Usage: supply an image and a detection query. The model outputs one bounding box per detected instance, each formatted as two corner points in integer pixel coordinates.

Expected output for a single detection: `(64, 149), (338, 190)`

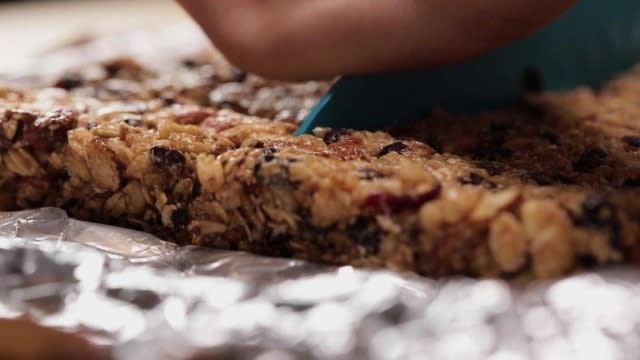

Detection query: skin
(178, 0), (578, 81)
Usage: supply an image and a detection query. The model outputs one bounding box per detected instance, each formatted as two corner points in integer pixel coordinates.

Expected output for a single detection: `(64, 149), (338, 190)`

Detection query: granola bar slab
(1, 58), (640, 279)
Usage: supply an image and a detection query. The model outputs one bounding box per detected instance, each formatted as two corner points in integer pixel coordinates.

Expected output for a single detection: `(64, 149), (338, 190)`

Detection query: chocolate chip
(459, 173), (485, 186)
(623, 179), (640, 187)
(362, 184), (441, 213)
(521, 67), (544, 93)
(573, 147), (608, 172)
(538, 131), (560, 145)
(377, 142), (409, 157)
(254, 141), (265, 149)
(322, 129), (351, 145)
(149, 146), (186, 172)
(53, 73), (84, 90)
(622, 135), (640, 148)
(348, 216), (382, 254)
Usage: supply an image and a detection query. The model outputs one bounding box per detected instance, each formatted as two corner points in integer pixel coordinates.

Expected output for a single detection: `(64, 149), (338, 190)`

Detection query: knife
(297, 0), (640, 135)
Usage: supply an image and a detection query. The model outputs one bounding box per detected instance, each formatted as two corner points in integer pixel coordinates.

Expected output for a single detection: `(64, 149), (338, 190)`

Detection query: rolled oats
(0, 57), (639, 279)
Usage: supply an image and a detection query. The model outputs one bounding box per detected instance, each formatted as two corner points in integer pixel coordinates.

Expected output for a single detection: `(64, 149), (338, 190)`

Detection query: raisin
(322, 129), (351, 145)
(261, 147), (278, 162)
(476, 161), (504, 176)
(230, 69), (248, 82)
(623, 179), (640, 187)
(578, 254), (598, 269)
(573, 147), (608, 172)
(149, 146), (186, 172)
(489, 122), (510, 132)
(459, 172), (485, 186)
(538, 130), (560, 145)
(377, 141), (409, 157)
(362, 184), (441, 213)
(23, 109), (77, 152)
(622, 135), (640, 148)
(53, 73), (84, 90)
(253, 155), (295, 188)
(263, 233), (293, 257)
(162, 95), (176, 107)
(577, 196), (621, 249)
(104, 62), (123, 77)
(521, 67), (544, 93)
(181, 59), (199, 68)
(0, 110), (34, 148)
(170, 206), (190, 228)
(347, 217), (382, 254)
(529, 172), (554, 186)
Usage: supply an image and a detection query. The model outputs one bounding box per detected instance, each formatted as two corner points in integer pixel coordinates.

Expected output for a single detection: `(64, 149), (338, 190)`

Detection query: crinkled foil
(1, 208), (639, 360)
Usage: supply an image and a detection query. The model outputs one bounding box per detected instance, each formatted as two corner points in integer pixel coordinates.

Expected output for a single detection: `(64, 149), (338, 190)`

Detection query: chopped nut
(521, 200), (573, 278)
(470, 189), (520, 222)
(489, 213), (528, 272)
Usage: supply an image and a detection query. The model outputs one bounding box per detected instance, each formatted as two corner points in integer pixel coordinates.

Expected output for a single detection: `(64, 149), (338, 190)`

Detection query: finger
(178, 0), (577, 80)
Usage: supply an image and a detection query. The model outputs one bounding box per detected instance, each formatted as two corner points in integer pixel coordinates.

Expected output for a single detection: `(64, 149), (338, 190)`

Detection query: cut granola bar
(1, 58), (640, 279)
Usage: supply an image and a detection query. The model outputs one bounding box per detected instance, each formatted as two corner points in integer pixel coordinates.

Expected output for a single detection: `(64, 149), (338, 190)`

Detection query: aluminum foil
(0, 208), (639, 360)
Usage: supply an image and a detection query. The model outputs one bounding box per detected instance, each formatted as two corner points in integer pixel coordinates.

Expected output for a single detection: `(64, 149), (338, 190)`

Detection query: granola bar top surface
(1, 58), (640, 279)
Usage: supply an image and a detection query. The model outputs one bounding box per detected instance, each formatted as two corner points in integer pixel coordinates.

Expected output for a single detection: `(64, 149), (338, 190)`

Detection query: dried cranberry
(329, 139), (367, 160)
(23, 109), (77, 152)
(377, 142), (408, 157)
(176, 110), (213, 125)
(149, 146), (186, 172)
(362, 184), (441, 213)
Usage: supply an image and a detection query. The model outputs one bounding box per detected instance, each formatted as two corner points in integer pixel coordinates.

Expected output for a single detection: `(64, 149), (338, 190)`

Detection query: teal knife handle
(297, 0), (640, 135)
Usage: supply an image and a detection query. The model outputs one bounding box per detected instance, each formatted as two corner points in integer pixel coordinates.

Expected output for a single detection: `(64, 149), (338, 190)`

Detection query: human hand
(178, 0), (577, 81)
